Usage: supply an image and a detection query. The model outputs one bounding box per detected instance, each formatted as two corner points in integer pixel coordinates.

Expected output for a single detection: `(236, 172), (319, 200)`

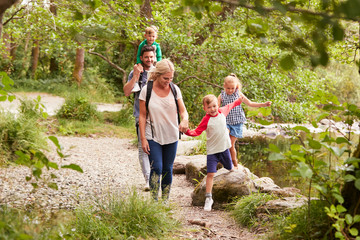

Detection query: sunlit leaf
(349, 228), (359, 237)
(62, 164), (84, 173)
(336, 204), (346, 213)
(298, 162), (313, 178)
(48, 162), (59, 170)
(345, 157), (360, 164)
(280, 54), (295, 70)
(316, 112), (330, 122)
(8, 95), (15, 102)
(269, 143), (281, 153)
(345, 214), (353, 225)
(308, 139), (321, 149)
(291, 144), (301, 151)
(49, 136), (61, 150)
(344, 174), (356, 182)
(335, 137), (350, 145)
(329, 146), (346, 157)
(355, 179), (360, 191)
(293, 126), (310, 133)
(354, 215), (360, 223)
(48, 182), (58, 190)
(258, 118), (273, 125)
(269, 152), (286, 160)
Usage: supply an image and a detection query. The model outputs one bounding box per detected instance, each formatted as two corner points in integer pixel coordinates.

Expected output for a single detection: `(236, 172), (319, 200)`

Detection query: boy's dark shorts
(207, 149), (233, 173)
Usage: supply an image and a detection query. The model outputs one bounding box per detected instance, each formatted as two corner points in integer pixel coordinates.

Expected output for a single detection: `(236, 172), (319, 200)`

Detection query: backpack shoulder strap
(145, 80), (153, 113)
(169, 82), (179, 115)
(170, 82), (182, 139)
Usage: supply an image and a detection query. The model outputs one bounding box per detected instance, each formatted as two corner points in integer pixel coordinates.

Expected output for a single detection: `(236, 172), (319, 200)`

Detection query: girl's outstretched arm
(219, 98), (243, 117)
(240, 92), (271, 107)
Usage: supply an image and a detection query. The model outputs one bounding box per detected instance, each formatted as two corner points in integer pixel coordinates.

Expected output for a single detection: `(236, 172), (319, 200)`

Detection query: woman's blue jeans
(148, 140), (178, 201)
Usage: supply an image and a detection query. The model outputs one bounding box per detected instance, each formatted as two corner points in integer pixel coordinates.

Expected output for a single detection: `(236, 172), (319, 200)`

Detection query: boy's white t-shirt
(139, 83), (182, 145)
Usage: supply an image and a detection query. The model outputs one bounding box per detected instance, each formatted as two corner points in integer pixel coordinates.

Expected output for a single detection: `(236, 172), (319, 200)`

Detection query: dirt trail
(0, 92), (260, 239)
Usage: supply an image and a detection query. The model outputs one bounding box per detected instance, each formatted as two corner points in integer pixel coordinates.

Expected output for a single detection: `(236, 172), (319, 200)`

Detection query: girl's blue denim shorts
(227, 123), (244, 138)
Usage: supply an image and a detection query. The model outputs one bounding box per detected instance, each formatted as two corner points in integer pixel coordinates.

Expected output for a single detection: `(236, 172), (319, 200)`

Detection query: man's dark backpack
(145, 81), (181, 139)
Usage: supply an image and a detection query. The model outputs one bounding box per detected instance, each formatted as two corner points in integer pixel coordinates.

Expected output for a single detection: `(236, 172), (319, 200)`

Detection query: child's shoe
(204, 197), (213, 211)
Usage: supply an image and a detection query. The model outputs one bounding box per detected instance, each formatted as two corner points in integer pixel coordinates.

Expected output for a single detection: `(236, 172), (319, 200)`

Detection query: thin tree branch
(88, 50), (127, 84)
(176, 76), (222, 89)
(3, 5), (26, 26)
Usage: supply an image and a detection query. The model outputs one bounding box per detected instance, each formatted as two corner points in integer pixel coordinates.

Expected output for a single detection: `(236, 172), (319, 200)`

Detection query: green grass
(12, 77), (121, 104)
(268, 200), (331, 240)
(72, 190), (180, 239)
(0, 190), (181, 240)
(229, 193), (277, 228)
(53, 117), (136, 138)
(0, 205), (75, 240)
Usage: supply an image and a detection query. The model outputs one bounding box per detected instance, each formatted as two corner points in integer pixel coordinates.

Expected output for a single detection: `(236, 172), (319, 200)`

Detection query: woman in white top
(139, 59), (189, 201)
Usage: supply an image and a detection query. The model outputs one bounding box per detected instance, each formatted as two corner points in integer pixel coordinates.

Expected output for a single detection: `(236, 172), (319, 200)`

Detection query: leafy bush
(229, 193), (277, 227)
(57, 95), (99, 121)
(103, 103), (135, 128)
(316, 62), (360, 106)
(71, 190), (180, 239)
(269, 200), (331, 240)
(0, 101), (48, 164)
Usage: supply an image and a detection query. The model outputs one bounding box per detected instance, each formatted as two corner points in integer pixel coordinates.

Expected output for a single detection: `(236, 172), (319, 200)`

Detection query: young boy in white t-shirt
(185, 94), (243, 211)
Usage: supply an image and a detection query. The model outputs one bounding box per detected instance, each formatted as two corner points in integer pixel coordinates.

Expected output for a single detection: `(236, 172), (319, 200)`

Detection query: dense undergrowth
(0, 99), (48, 165)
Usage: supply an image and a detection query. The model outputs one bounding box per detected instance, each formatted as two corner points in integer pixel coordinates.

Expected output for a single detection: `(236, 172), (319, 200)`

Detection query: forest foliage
(1, 1), (360, 239)
(0, 0), (359, 124)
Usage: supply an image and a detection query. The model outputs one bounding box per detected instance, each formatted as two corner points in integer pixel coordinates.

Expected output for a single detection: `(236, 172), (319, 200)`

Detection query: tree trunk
(49, 0), (58, 74)
(140, 0), (154, 22)
(73, 47), (85, 86)
(49, 0), (56, 16)
(0, 0), (20, 39)
(30, 40), (40, 78)
(0, 12), (3, 40)
(342, 136), (360, 228)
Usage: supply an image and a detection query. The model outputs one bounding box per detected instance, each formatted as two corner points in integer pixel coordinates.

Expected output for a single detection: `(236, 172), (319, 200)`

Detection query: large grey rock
(176, 140), (201, 156)
(192, 168), (257, 208)
(254, 176), (302, 197)
(185, 157), (207, 184)
(173, 155), (206, 175)
(256, 196), (307, 214)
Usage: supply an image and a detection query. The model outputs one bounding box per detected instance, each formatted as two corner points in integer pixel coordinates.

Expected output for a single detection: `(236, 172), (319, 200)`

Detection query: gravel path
(0, 136), (259, 239)
(0, 92), (261, 239)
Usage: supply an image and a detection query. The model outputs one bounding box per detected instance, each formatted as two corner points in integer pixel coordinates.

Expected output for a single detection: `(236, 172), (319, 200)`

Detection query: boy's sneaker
(204, 197), (213, 211)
